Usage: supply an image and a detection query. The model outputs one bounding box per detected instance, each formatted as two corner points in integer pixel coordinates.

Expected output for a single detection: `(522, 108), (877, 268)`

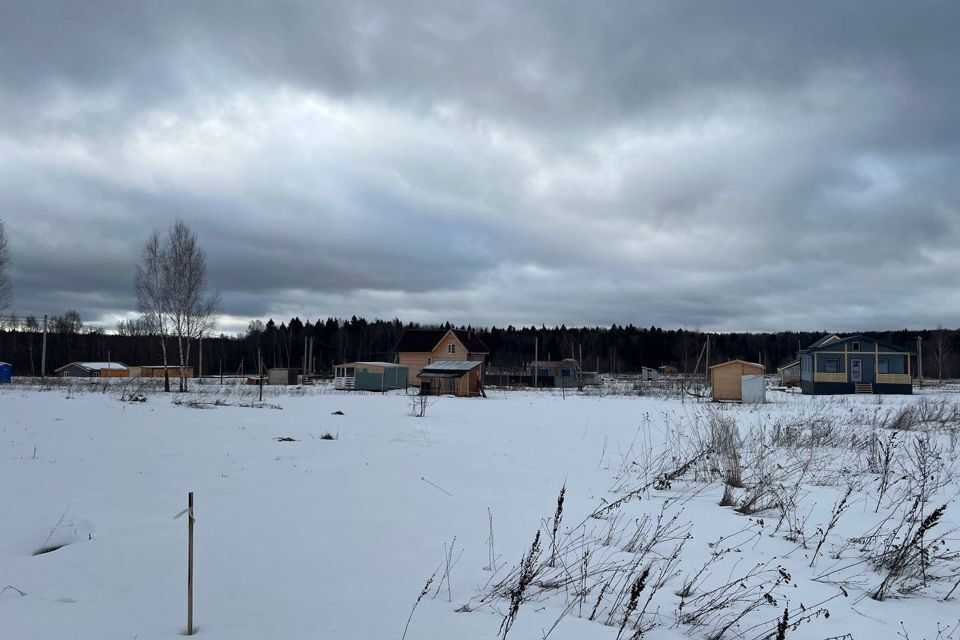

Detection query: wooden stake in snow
(175, 492), (195, 635)
(188, 491), (194, 635)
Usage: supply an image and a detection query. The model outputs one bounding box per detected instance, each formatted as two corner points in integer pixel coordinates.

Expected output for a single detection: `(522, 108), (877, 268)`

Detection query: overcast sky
(1, 1), (958, 334)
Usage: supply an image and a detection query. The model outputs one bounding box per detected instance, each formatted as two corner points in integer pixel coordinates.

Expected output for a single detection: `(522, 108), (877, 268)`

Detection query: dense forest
(1, 313), (957, 380)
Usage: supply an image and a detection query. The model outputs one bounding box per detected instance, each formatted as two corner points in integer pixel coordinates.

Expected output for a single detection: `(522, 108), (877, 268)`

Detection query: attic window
(851, 341), (860, 352)
(447, 343), (456, 354)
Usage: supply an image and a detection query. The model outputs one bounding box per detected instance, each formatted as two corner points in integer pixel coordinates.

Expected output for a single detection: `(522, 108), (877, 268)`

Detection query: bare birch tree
(930, 326), (952, 383)
(0, 218), (12, 316)
(135, 230), (174, 391)
(164, 221), (220, 392)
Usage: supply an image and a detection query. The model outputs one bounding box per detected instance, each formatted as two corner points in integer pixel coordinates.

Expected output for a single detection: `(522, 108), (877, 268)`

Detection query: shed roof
(808, 334), (842, 348)
(338, 361), (405, 368)
(56, 361), (128, 372)
(394, 329), (488, 353)
(531, 358), (579, 368)
(139, 365), (191, 369)
(419, 360), (484, 373)
(709, 359), (765, 371)
(777, 360), (800, 372)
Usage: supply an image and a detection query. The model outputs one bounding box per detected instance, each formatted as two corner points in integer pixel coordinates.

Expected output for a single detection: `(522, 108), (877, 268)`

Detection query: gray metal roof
(56, 361), (129, 372)
(420, 360), (484, 372)
(809, 334), (842, 348)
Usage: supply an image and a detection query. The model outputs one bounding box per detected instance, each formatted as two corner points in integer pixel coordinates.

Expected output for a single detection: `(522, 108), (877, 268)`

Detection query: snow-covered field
(2, 382), (958, 639)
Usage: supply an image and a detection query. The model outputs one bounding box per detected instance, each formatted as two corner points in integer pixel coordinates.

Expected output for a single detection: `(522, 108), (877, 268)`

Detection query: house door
(850, 358), (863, 383)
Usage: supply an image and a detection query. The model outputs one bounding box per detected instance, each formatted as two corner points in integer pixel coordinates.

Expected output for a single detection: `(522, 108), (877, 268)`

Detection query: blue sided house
(798, 335), (913, 395)
(0, 362), (11, 384)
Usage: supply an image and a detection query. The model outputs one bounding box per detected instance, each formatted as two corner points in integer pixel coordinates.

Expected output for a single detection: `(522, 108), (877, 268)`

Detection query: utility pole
(41, 314), (48, 380)
(917, 336), (923, 389)
(258, 347), (263, 402)
(703, 333), (710, 383)
(534, 336), (538, 389)
(577, 342), (583, 391)
(198, 335), (203, 383)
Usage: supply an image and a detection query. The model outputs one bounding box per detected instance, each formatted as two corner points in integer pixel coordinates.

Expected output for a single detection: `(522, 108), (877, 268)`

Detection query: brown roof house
(394, 329), (489, 386)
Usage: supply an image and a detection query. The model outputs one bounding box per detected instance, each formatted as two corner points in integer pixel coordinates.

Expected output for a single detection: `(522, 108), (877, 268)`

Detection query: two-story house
(394, 328), (489, 386)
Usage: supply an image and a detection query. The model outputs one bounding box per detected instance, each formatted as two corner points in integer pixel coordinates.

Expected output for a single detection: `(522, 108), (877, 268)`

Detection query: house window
(825, 358), (839, 373)
(561, 369), (572, 377)
(447, 343), (456, 354)
(851, 342), (860, 352)
(427, 357), (432, 365)
(345, 367), (355, 377)
(878, 358), (889, 374)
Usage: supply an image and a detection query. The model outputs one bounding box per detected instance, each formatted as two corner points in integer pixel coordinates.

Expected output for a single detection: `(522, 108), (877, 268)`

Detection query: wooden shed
(417, 360), (485, 397)
(267, 368), (300, 385)
(135, 365), (194, 379)
(710, 360), (766, 402)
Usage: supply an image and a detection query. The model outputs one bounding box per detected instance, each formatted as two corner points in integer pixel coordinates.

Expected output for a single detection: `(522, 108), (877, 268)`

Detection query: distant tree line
(1, 314), (957, 381)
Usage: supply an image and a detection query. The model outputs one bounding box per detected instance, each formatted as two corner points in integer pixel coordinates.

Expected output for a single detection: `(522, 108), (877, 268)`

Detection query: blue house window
(825, 358), (839, 373)
(878, 359), (889, 374)
(560, 369), (572, 377)
(851, 342), (861, 352)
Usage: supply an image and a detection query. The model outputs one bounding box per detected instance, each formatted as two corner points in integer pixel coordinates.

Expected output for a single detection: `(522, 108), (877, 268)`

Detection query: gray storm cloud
(1, 1), (958, 333)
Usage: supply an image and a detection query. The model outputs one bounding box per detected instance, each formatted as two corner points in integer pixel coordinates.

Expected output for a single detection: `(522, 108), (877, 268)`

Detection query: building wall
(809, 344), (911, 387)
(397, 353), (429, 375)
(355, 367), (385, 391)
(267, 369), (299, 385)
(711, 362), (765, 401)
(137, 367), (194, 378)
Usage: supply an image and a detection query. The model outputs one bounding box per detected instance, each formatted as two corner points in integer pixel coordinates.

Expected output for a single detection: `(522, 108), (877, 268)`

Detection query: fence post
(188, 491), (194, 635)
